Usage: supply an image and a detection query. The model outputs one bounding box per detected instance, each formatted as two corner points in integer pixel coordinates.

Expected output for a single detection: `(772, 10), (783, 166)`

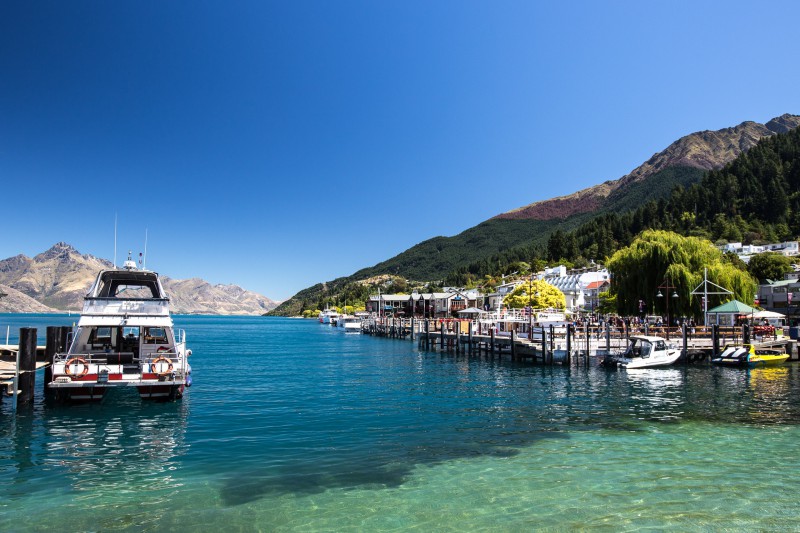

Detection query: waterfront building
(757, 279), (800, 321)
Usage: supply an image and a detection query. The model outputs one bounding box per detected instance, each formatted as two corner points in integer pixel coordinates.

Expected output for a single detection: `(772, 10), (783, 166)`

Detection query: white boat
(336, 315), (362, 332)
(319, 307), (340, 325)
(602, 335), (681, 369)
(47, 254), (192, 402)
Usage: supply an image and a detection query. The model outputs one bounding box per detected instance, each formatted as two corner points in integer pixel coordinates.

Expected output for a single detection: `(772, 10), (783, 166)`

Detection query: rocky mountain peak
(496, 113), (800, 221)
(34, 242), (80, 262)
(766, 113), (800, 134)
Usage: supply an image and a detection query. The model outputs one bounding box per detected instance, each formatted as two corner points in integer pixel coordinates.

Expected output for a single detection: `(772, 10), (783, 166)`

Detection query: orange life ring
(64, 357), (89, 378)
(150, 356), (174, 376)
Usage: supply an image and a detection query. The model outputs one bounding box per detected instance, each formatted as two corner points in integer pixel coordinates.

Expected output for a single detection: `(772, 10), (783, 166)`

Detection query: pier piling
(17, 328), (37, 407)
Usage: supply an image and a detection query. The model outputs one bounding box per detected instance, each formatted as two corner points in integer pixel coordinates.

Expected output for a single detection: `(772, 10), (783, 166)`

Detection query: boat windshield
(627, 339), (652, 358)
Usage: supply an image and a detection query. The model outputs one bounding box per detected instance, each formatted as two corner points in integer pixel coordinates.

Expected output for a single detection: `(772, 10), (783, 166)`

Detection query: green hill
(270, 116), (799, 317)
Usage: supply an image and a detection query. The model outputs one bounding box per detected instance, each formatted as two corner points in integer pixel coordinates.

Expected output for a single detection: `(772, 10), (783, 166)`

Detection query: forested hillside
(448, 126), (800, 287)
(270, 117), (799, 317)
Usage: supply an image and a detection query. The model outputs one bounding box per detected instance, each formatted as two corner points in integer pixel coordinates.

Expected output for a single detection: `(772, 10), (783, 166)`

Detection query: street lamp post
(656, 279), (679, 339)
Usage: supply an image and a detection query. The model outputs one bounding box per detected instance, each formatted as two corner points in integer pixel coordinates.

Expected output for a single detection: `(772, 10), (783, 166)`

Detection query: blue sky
(1, 1), (798, 301)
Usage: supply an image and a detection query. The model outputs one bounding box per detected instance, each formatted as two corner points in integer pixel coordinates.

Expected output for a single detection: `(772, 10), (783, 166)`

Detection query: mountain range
(270, 113), (800, 316)
(0, 242), (279, 315)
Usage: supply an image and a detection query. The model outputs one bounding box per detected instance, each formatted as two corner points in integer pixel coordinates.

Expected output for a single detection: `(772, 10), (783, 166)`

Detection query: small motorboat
(712, 344), (789, 368)
(601, 335), (681, 369)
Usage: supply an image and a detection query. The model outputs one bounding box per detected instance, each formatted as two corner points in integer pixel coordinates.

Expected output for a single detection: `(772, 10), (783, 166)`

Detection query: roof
(585, 280), (608, 290)
(457, 307), (485, 315)
(707, 300), (756, 314)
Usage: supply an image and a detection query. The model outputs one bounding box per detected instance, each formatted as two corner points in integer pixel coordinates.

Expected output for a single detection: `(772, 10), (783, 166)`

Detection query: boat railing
(53, 352), (137, 364)
(82, 298), (170, 316)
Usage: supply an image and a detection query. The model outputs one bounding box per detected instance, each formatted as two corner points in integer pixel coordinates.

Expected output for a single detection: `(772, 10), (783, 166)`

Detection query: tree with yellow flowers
(503, 279), (566, 310)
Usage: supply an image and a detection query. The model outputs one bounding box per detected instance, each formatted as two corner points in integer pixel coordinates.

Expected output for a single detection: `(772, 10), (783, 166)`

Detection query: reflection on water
(1, 389), (190, 507)
(4, 315), (800, 530)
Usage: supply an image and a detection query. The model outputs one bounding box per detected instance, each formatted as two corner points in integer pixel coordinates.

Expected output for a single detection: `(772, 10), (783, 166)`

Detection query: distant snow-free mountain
(0, 242), (279, 315)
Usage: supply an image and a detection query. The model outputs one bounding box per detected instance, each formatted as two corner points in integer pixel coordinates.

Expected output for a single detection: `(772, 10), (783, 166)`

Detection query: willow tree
(606, 229), (756, 319)
(503, 279), (566, 310)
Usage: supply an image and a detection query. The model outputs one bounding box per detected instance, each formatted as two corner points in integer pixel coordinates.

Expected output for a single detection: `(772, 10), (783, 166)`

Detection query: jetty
(361, 317), (799, 365)
(1, 326), (70, 410)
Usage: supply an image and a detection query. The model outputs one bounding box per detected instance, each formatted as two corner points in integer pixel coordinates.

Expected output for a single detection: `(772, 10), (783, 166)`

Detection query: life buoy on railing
(64, 357), (89, 378)
(150, 356), (174, 376)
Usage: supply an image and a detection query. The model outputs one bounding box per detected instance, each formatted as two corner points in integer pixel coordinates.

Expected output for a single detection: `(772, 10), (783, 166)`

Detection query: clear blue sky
(1, 1), (798, 301)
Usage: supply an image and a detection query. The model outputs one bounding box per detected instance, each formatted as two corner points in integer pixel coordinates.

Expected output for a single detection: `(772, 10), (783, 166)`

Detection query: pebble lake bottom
(2, 315), (800, 531)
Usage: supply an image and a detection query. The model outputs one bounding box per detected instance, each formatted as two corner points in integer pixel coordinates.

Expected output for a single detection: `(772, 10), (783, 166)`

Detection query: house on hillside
(539, 265), (610, 311)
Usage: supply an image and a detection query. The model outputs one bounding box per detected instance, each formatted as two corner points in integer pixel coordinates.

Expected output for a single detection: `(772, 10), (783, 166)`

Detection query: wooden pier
(1, 326), (70, 409)
(362, 318), (799, 366)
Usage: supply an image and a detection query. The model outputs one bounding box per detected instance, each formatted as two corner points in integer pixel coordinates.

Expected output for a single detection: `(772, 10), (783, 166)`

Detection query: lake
(2, 314), (800, 531)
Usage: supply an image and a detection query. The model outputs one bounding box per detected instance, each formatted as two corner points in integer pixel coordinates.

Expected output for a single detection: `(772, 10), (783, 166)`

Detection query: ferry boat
(601, 335), (681, 369)
(711, 344), (789, 368)
(319, 306), (340, 325)
(47, 254), (192, 402)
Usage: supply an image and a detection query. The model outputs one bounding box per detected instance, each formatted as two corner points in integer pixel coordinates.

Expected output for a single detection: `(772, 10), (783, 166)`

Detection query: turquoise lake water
(2, 314), (800, 531)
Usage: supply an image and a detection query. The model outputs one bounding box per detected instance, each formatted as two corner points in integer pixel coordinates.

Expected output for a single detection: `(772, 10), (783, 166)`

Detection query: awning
(752, 310), (785, 319)
(457, 307), (485, 315)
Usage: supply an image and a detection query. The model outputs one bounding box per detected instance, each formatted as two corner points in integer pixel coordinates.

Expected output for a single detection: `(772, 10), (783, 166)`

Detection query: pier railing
(359, 316), (790, 365)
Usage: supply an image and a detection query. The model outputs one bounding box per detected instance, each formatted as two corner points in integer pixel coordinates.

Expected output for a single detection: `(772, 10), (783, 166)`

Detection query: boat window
(123, 327), (140, 340)
(654, 341), (666, 351)
(640, 342), (652, 357)
(143, 327), (168, 344)
(90, 327), (112, 344)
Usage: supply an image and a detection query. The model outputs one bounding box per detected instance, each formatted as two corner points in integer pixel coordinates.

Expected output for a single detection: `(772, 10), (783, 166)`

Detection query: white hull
(337, 316), (362, 332)
(603, 335), (681, 369)
(617, 350), (681, 368)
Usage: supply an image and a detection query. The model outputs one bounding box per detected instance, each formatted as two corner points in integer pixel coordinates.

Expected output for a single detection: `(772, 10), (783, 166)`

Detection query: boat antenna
(143, 228), (148, 270)
(113, 213), (118, 267)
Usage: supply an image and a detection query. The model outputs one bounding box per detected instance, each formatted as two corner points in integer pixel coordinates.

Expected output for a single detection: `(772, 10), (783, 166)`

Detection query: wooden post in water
(410, 316), (415, 341)
(511, 329), (516, 361)
(424, 320), (430, 349)
(584, 323), (590, 362)
(682, 323), (688, 364)
(456, 324), (461, 354)
(743, 324), (750, 345)
(44, 326), (59, 399)
(565, 324), (572, 366)
(59, 326), (70, 355)
(490, 327), (496, 357)
(468, 321), (474, 355)
(18, 327), (37, 407)
(549, 325), (555, 364)
(712, 324), (720, 357)
(541, 326), (548, 364)
(440, 321), (445, 350)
